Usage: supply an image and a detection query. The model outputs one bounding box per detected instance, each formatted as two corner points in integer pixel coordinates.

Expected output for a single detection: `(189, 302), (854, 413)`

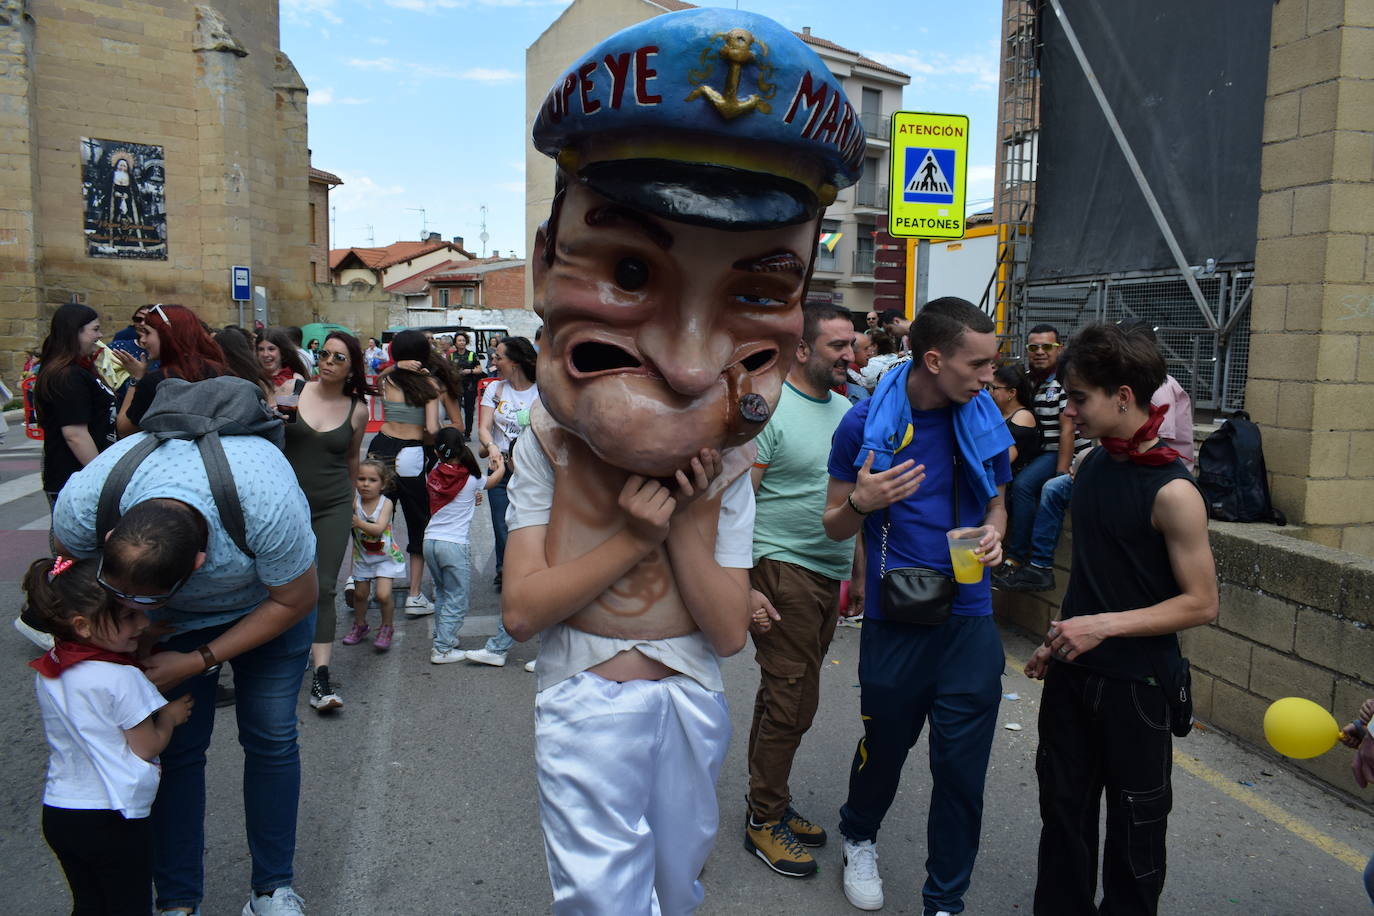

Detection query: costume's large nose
(638, 314), (737, 398)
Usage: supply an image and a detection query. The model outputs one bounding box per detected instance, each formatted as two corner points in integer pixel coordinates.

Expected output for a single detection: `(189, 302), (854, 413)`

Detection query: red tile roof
(308, 167), (343, 185)
(383, 259), (470, 294)
(330, 240), (476, 274)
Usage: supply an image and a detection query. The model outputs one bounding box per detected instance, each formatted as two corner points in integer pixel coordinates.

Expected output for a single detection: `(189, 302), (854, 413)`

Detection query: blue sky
(282, 0), (1001, 256)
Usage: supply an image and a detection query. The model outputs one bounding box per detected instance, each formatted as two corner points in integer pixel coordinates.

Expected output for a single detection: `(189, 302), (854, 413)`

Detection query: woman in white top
(469, 336), (539, 665)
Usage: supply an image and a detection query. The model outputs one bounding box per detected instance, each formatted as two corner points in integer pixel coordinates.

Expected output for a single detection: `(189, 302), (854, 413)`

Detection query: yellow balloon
(1263, 697), (1341, 759)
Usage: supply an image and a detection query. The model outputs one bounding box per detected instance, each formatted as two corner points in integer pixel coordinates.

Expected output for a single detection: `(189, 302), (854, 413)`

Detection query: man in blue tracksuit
(823, 297), (1011, 915)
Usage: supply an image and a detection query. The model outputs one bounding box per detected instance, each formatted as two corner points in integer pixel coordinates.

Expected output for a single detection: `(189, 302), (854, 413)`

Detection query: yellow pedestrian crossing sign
(888, 111), (969, 239)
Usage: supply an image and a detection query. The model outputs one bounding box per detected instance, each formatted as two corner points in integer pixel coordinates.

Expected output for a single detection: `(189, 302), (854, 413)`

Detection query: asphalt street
(0, 428), (1370, 915)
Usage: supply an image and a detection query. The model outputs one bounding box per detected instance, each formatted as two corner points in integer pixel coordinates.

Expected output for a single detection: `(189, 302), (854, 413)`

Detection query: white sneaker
(466, 648), (507, 667)
(342, 577), (355, 606)
(403, 594), (434, 617)
(14, 616), (54, 651)
(842, 838), (883, 910)
(242, 886), (305, 915)
(431, 648), (467, 664)
(524, 659), (537, 673)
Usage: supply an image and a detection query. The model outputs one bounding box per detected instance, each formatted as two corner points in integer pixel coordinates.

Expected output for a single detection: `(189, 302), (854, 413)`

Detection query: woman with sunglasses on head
(113, 304), (226, 438)
(281, 332), (372, 713)
(988, 363), (1042, 474)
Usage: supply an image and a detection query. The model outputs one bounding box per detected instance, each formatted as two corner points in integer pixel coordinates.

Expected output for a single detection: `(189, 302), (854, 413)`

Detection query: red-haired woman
(113, 304), (227, 437)
(281, 331), (372, 713)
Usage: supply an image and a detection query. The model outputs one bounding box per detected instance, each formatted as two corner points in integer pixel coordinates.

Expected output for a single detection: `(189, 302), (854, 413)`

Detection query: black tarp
(1028, 0), (1273, 281)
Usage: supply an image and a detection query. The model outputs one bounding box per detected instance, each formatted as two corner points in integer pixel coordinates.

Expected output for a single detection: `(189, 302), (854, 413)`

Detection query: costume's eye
(614, 257), (649, 291)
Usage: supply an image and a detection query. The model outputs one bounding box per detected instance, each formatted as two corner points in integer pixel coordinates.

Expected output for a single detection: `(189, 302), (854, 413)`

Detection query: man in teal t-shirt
(744, 303), (858, 878)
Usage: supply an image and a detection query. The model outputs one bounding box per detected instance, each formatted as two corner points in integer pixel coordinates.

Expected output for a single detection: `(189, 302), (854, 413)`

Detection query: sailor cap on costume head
(532, 8), (865, 230)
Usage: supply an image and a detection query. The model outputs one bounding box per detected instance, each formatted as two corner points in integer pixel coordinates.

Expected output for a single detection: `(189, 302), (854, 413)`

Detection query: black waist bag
(876, 452), (961, 626)
(1149, 647), (1194, 738)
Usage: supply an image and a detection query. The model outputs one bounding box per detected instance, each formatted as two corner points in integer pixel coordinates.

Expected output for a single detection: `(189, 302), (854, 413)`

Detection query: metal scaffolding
(990, 0), (1040, 338)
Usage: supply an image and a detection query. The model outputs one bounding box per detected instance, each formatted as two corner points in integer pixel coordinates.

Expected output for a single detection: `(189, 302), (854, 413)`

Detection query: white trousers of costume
(535, 672), (731, 916)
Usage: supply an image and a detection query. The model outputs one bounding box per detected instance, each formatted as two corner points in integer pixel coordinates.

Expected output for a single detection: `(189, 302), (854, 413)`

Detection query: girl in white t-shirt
(344, 459), (408, 651)
(23, 554), (193, 915)
(425, 427), (505, 664)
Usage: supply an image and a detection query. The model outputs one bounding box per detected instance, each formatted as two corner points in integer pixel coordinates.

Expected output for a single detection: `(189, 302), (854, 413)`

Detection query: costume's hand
(845, 580), (865, 618)
(143, 651), (202, 691)
(1045, 616), (1106, 663)
(1354, 738), (1374, 789)
(162, 694), (195, 727)
(748, 589), (781, 635)
(619, 475), (675, 545)
(671, 449), (722, 514)
(113, 349), (146, 379)
(851, 450), (924, 514)
(1025, 644), (1053, 679)
(977, 526), (1003, 567)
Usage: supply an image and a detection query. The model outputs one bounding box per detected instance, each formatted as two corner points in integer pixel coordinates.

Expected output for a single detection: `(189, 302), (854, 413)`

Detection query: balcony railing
(815, 252), (840, 272)
(860, 111), (889, 141)
(854, 183), (889, 209)
(852, 250), (876, 276)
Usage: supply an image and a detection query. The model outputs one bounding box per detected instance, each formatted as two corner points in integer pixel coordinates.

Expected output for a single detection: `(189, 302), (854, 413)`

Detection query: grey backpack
(96, 376), (285, 558)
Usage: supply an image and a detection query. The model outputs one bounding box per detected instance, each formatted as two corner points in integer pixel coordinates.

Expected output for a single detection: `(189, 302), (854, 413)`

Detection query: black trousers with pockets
(43, 805), (153, 916)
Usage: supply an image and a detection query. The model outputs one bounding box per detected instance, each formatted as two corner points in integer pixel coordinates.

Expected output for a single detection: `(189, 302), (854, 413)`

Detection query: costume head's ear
(531, 222), (550, 320)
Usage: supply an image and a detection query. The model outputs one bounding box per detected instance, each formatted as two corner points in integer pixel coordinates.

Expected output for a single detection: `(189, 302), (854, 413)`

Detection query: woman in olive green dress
(282, 331), (371, 713)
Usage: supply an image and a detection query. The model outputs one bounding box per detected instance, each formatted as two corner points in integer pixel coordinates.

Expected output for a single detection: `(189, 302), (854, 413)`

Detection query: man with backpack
(52, 376), (318, 916)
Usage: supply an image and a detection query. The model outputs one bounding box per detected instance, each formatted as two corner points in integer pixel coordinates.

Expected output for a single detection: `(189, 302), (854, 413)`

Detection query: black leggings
(367, 432), (430, 557)
(42, 805), (153, 915)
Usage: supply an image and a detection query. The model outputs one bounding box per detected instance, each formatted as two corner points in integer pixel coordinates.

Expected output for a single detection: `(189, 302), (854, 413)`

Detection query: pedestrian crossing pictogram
(902, 148), (956, 204)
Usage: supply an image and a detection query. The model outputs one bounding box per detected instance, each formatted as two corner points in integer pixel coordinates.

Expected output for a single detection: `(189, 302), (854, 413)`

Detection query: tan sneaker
(744, 817), (818, 877)
(784, 804), (827, 847)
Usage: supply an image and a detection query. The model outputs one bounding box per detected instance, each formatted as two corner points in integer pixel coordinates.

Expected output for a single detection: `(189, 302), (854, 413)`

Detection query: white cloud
(330, 173), (408, 216)
(347, 57), (401, 71)
(347, 57), (518, 84)
(367, 37), (390, 45)
(311, 87), (370, 106)
(494, 181), (526, 194)
(282, 0), (342, 25)
(863, 41), (999, 93)
(457, 67), (520, 83)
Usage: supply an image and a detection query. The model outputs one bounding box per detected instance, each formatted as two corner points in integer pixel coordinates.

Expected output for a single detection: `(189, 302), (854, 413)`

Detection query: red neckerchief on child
(271, 367), (295, 388)
(1100, 403), (1181, 467)
(427, 462), (470, 515)
(30, 640), (142, 679)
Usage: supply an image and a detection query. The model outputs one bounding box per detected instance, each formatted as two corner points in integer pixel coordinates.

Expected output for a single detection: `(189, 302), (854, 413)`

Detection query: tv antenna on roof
(407, 207), (428, 239)
(479, 204), (490, 257)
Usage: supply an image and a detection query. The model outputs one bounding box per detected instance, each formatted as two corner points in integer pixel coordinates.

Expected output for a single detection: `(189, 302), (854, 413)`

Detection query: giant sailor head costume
(531, 8), (863, 477)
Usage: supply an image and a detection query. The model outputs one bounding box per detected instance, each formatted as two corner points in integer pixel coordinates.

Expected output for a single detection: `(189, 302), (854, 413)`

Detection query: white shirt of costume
(506, 431), (755, 694)
(481, 381), (540, 453)
(36, 661), (167, 819)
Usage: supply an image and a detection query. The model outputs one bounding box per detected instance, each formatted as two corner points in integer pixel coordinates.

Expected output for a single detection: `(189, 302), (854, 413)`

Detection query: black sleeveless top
(1005, 409), (1041, 475)
(1059, 447), (1198, 681)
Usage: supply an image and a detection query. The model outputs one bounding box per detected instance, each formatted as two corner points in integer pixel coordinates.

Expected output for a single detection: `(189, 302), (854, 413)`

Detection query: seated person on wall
(499, 8), (867, 913)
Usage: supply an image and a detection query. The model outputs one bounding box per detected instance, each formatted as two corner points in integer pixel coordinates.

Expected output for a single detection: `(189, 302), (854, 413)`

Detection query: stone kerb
(992, 519), (1374, 799)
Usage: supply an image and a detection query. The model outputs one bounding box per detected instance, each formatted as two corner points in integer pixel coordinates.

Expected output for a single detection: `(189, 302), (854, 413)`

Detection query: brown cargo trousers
(746, 556), (842, 824)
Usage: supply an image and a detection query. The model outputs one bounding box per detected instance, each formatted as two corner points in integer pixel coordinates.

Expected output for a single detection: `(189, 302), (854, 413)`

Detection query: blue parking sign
(231, 266), (251, 301)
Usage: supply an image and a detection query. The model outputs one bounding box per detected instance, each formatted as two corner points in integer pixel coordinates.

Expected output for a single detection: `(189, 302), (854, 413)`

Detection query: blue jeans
(1007, 451), (1061, 563)
(1029, 474), (1073, 568)
(840, 615), (1004, 915)
(425, 538), (470, 653)
(151, 613), (314, 910)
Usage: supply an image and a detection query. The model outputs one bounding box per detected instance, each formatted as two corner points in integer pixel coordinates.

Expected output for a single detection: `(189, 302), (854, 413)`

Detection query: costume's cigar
(738, 393), (770, 423)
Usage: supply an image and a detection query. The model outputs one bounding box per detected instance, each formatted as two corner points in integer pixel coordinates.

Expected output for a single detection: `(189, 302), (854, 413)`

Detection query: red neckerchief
(30, 640), (142, 678)
(1101, 403), (1181, 466)
(271, 367), (295, 388)
(427, 462), (470, 515)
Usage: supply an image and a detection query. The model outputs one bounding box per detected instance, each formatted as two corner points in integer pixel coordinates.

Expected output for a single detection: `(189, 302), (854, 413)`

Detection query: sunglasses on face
(96, 554), (192, 607)
(985, 384), (1013, 392)
(1025, 343), (1062, 353)
(320, 350), (349, 365)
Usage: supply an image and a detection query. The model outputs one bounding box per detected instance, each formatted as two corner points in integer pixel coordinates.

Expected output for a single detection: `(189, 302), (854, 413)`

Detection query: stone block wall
(1248, 0), (1374, 556)
(994, 519), (1374, 800)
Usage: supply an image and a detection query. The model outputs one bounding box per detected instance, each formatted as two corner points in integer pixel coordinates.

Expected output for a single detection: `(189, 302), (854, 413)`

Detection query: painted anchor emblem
(685, 28), (777, 120)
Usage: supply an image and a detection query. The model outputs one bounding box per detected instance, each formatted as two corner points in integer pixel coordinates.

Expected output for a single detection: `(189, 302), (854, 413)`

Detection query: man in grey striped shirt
(1000, 324), (1088, 581)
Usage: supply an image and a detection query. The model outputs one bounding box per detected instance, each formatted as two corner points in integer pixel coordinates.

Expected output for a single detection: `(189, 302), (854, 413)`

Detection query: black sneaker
(999, 564), (1055, 592)
(310, 665), (343, 712)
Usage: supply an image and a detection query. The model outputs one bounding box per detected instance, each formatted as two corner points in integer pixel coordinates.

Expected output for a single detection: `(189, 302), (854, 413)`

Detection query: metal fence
(1010, 267), (1253, 412)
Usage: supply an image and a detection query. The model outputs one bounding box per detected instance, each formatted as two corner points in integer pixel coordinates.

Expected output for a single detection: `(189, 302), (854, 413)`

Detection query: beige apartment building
(523, 0), (909, 319)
